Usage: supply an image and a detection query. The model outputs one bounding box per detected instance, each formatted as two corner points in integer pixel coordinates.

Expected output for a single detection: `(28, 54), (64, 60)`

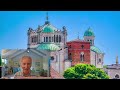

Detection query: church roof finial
(116, 56), (119, 64)
(45, 12), (50, 24)
(46, 12), (48, 21)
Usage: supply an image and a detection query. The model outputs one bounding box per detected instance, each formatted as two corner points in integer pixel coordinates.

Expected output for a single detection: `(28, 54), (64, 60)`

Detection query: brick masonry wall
(67, 41), (90, 66)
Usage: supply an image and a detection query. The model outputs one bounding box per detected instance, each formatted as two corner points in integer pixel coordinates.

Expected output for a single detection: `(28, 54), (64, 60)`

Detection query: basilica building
(27, 15), (71, 75)
(1, 13), (105, 78)
(27, 14), (104, 76)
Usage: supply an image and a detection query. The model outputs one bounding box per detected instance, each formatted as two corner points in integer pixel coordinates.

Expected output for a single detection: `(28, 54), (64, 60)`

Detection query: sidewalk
(3, 74), (14, 79)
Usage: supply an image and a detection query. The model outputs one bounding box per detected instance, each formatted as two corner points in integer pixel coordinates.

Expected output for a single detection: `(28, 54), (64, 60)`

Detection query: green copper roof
(90, 46), (102, 53)
(84, 27), (95, 37)
(42, 25), (55, 33)
(37, 43), (60, 51)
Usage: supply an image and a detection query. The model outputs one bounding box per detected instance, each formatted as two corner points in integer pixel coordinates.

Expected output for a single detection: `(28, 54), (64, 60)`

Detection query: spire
(116, 56), (119, 64)
(45, 12), (50, 25)
(46, 12), (48, 21)
(88, 26), (91, 30)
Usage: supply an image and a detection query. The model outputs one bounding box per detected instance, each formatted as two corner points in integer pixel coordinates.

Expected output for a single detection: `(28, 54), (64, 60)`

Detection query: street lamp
(48, 56), (54, 77)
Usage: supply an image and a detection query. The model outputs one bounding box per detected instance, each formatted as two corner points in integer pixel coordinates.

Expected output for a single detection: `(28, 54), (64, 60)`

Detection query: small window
(90, 40), (92, 45)
(80, 52), (84, 62)
(52, 37), (53, 42)
(69, 53), (72, 60)
(34, 37), (35, 42)
(81, 45), (84, 49)
(69, 45), (71, 48)
(83, 55), (84, 61)
(51, 56), (54, 60)
(49, 37), (51, 42)
(56, 35), (58, 42)
(54, 35), (55, 42)
(98, 59), (101, 63)
(31, 37), (34, 43)
(59, 35), (61, 42)
(80, 54), (83, 61)
(44, 37), (45, 42)
(46, 37), (48, 42)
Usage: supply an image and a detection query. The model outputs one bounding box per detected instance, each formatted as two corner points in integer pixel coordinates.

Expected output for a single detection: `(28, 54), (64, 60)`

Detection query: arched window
(59, 35), (61, 42)
(83, 54), (84, 61)
(81, 45), (84, 49)
(90, 40), (92, 45)
(54, 35), (55, 42)
(44, 37), (45, 42)
(56, 35), (58, 42)
(80, 54), (83, 61)
(34, 36), (36, 42)
(51, 56), (54, 61)
(69, 45), (71, 48)
(98, 58), (101, 63)
(52, 37), (53, 42)
(46, 37), (48, 42)
(49, 37), (51, 42)
(69, 53), (72, 60)
(80, 52), (84, 62)
(33, 37), (35, 43)
(31, 37), (34, 43)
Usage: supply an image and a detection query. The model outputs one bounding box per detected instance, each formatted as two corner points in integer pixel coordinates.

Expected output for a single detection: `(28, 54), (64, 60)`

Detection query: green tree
(103, 65), (107, 68)
(63, 64), (109, 79)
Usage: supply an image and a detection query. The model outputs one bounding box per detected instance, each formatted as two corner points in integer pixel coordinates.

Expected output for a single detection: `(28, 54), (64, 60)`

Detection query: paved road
(2, 74), (14, 79)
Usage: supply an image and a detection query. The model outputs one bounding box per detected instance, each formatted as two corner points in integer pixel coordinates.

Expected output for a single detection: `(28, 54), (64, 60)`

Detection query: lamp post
(48, 56), (54, 77)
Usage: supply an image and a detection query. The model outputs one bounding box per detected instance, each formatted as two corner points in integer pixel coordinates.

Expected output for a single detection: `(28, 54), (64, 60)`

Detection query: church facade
(84, 28), (104, 68)
(27, 17), (71, 75)
(27, 15), (104, 75)
(66, 27), (104, 68)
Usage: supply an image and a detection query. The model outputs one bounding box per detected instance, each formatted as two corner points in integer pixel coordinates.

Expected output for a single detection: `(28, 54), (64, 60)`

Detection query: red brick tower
(67, 38), (90, 66)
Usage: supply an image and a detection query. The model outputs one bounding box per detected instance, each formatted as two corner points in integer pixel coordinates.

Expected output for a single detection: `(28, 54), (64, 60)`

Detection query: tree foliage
(63, 64), (109, 79)
(103, 65), (107, 68)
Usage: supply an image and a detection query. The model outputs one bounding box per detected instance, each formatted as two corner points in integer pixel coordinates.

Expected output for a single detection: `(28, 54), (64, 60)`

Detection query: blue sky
(0, 11), (120, 65)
